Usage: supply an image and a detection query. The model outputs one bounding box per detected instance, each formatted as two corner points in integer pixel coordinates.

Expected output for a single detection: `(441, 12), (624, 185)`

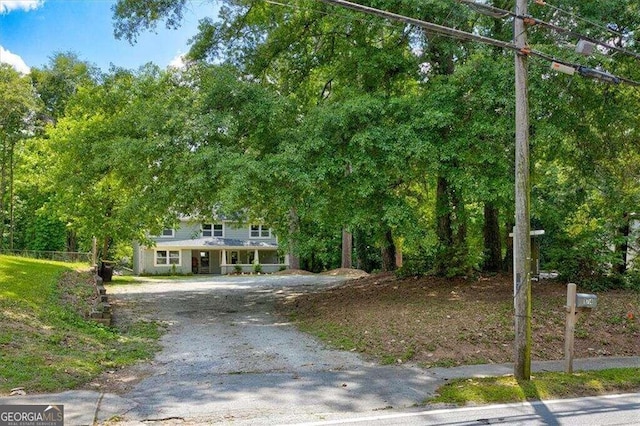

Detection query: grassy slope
(0, 255), (161, 394)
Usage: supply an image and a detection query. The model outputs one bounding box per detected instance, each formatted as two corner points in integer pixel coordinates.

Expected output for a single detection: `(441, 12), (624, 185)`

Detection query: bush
(396, 252), (435, 278)
(253, 263), (263, 274)
(545, 231), (627, 291)
(622, 271), (640, 291)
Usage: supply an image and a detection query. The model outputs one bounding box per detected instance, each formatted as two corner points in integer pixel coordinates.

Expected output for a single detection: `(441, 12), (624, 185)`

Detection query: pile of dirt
(321, 268), (370, 278)
(279, 273), (640, 367)
(274, 268), (315, 275)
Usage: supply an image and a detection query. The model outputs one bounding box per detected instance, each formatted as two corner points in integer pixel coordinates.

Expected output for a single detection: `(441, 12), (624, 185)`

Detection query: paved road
(2, 275), (638, 425)
(293, 393), (640, 425)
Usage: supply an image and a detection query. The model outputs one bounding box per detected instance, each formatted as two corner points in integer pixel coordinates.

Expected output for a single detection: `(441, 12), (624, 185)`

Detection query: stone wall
(89, 274), (112, 326)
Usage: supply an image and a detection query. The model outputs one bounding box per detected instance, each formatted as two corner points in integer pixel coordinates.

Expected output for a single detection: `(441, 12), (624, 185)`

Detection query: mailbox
(576, 293), (597, 309)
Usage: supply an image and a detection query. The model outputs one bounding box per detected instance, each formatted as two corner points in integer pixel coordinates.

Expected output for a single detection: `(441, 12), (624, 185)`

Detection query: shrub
(396, 250), (437, 278)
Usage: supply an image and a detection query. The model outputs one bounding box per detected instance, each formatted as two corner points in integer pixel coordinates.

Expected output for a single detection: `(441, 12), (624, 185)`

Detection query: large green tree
(107, 0), (640, 281)
(0, 64), (41, 249)
(10, 54), (101, 253)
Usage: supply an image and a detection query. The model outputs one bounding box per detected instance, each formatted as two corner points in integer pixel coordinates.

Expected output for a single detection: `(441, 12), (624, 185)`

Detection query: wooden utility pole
(514, 0), (532, 380)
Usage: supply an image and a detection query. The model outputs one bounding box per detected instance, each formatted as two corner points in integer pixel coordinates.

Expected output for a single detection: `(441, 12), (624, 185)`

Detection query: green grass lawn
(429, 368), (640, 405)
(0, 255), (162, 394)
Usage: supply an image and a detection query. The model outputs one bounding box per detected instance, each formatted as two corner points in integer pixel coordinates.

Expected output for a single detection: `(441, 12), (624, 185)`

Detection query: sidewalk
(1, 356), (638, 426)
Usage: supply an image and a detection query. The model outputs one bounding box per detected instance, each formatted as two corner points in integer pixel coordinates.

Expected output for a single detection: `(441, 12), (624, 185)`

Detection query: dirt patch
(81, 362), (155, 395)
(279, 273), (640, 366)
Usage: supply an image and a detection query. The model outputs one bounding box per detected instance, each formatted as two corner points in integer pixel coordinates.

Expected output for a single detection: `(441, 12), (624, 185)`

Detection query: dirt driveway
(97, 275), (442, 424)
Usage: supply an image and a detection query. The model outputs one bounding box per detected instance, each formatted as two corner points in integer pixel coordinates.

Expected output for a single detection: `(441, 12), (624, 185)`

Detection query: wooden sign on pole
(564, 283), (578, 373)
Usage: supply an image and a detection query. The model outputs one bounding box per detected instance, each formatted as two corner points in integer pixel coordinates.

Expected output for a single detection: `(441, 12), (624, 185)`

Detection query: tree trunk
(503, 220), (514, 272)
(436, 176), (453, 247)
(395, 242), (403, 269)
(614, 212), (630, 275)
(101, 236), (111, 261)
(66, 230), (77, 252)
(354, 228), (371, 272)
(435, 175), (468, 275)
(8, 139), (15, 249)
(483, 203), (502, 272)
(452, 186), (467, 248)
(341, 228), (352, 269)
(287, 207), (300, 270)
(381, 228), (397, 272)
(0, 136), (7, 248)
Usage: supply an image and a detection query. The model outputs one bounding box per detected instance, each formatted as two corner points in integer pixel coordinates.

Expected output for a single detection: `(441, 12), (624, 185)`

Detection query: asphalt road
(293, 393), (640, 425)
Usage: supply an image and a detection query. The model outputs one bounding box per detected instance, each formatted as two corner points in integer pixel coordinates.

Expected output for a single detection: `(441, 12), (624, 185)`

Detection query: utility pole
(513, 0), (532, 380)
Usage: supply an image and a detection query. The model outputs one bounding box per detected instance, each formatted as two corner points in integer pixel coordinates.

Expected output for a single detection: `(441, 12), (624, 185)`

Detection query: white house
(132, 218), (288, 275)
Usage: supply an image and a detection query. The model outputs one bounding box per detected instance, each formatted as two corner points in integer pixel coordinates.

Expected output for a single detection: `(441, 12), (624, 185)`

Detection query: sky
(0, 0), (220, 74)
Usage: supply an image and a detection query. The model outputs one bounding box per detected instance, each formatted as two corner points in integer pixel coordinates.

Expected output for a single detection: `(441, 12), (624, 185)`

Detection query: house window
(250, 225), (271, 238)
(155, 250), (181, 266)
(158, 228), (174, 238)
(230, 251), (239, 264)
(202, 223), (223, 237)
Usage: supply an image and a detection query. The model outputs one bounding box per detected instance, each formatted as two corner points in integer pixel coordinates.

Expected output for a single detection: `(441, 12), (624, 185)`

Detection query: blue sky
(0, 0), (219, 73)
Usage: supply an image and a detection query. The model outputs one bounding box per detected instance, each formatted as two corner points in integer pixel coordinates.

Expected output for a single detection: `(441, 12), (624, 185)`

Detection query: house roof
(153, 237), (278, 250)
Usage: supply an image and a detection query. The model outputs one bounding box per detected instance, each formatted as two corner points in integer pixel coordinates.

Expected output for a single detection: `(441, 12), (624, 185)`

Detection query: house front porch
(191, 248), (286, 275)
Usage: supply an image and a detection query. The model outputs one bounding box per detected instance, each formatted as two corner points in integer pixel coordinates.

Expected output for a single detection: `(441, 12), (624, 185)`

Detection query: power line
(310, 0), (519, 51)
(532, 0), (625, 38)
(308, 0), (640, 86)
(457, 0), (640, 62)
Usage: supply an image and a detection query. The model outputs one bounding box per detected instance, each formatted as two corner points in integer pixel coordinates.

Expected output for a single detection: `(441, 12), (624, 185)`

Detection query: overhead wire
(263, 0), (640, 86)
(532, 0), (624, 39)
(263, 0), (488, 45)
(457, 0), (640, 61)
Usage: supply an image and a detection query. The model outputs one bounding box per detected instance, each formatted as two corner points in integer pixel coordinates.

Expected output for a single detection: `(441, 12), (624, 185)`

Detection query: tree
(0, 65), (41, 249)
(39, 65), (187, 258)
(30, 52), (100, 123)
(110, 0), (640, 281)
(7, 54), (101, 253)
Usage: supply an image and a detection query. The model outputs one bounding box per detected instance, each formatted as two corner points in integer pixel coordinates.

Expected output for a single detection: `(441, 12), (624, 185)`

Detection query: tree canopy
(3, 1), (640, 288)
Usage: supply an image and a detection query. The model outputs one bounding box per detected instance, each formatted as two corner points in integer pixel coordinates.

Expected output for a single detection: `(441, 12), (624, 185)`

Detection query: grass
(0, 255), (163, 394)
(428, 368), (640, 405)
(109, 275), (140, 284)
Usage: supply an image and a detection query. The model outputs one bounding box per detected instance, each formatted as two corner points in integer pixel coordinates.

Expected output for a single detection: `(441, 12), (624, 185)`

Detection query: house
(132, 218), (288, 275)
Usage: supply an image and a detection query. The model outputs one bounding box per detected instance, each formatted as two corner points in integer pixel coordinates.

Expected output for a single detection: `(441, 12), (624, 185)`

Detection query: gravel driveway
(102, 275), (441, 424)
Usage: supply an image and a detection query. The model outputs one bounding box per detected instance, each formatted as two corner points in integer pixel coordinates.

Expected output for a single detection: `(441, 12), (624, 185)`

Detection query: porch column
(254, 249), (260, 264)
(221, 250), (227, 265)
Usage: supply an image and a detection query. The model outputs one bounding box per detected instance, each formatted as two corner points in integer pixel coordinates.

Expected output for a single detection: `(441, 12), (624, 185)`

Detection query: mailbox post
(564, 283), (597, 373)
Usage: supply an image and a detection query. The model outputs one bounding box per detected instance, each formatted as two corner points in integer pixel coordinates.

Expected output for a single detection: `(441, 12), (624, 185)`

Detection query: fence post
(92, 237), (98, 269)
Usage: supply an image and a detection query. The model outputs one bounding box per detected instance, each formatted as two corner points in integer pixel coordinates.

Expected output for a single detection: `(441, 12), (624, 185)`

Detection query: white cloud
(0, 45), (30, 74)
(0, 0), (43, 14)
(168, 53), (187, 70)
